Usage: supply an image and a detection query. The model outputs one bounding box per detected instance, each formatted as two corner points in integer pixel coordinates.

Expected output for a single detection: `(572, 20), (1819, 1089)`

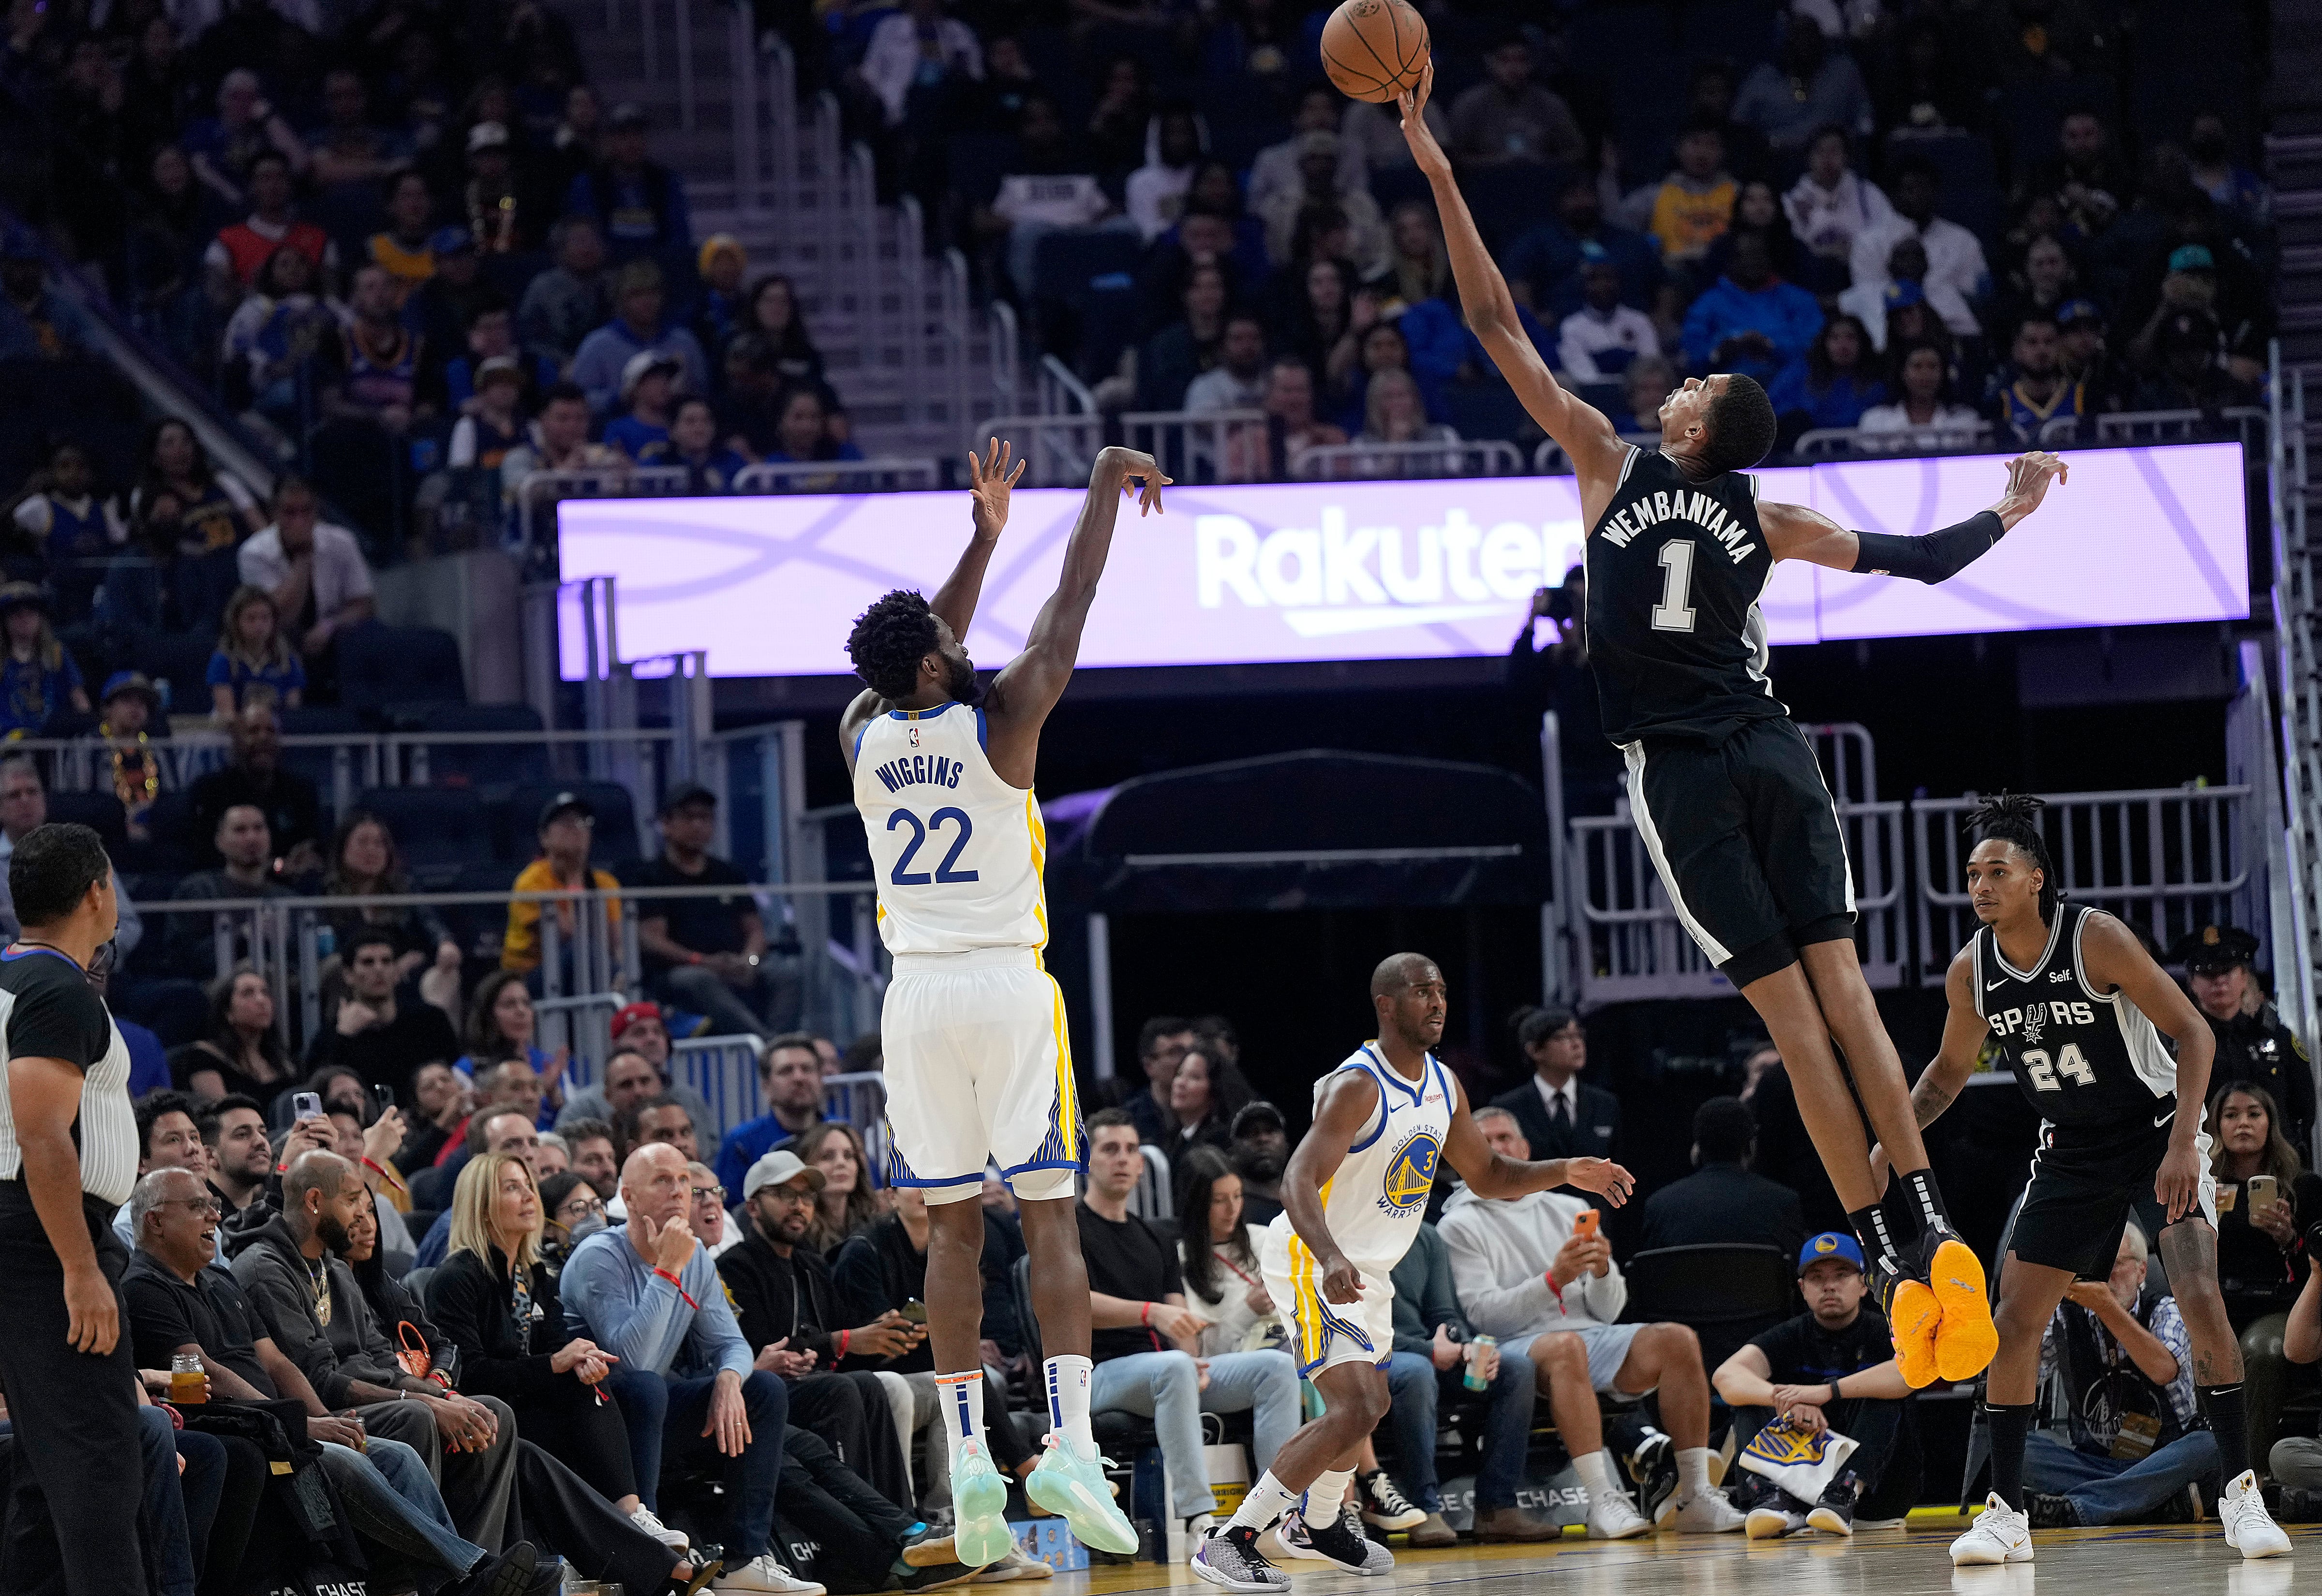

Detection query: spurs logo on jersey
(1973, 904), (2178, 1127)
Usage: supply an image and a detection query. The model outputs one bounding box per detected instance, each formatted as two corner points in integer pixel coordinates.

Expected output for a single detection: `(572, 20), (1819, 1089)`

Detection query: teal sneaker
(950, 1442), (1015, 1568)
(1026, 1439), (1139, 1555)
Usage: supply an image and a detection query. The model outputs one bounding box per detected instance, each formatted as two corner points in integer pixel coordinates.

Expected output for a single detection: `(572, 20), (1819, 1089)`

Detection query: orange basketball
(1319, 0), (1429, 103)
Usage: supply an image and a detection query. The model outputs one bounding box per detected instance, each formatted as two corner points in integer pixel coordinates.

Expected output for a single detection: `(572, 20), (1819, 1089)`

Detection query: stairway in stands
(550, 0), (1019, 459)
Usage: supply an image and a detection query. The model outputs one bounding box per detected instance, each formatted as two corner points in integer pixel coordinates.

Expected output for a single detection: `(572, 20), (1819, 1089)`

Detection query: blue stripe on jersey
(975, 706), (989, 751)
(1362, 1043), (1427, 1107)
(1341, 1064), (1390, 1154)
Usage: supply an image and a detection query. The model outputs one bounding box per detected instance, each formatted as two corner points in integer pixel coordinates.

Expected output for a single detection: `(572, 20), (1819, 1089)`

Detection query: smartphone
(292, 1091), (324, 1122)
(900, 1298), (929, 1326)
(373, 1084), (395, 1113)
(1571, 1209), (1600, 1240)
(2249, 1174), (2279, 1211)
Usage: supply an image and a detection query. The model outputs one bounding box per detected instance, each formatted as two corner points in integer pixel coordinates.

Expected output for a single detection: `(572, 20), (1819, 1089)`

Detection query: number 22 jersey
(854, 701), (1047, 956)
(1973, 904), (2180, 1131)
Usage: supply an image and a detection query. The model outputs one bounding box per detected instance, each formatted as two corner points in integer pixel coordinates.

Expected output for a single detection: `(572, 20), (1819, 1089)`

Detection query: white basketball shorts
(1258, 1221), (1396, 1378)
(879, 948), (1082, 1204)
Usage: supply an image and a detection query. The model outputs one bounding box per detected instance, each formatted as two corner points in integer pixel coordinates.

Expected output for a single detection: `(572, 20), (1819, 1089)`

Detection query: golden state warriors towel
(1738, 1420), (1859, 1501)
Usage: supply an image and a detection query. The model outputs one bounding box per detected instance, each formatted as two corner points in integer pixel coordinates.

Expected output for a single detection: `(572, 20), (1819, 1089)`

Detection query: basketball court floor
(1072, 1517), (2313, 1596)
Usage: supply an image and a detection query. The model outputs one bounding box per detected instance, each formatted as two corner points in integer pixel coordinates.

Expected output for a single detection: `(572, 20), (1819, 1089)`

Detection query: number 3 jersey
(1973, 904), (2180, 1130)
(1585, 445), (1789, 746)
(855, 701), (1046, 956)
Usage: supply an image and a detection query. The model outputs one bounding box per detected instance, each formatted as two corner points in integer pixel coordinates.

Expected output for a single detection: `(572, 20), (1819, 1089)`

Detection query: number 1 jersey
(854, 701), (1047, 956)
(1584, 445), (1788, 746)
(1973, 904), (2180, 1131)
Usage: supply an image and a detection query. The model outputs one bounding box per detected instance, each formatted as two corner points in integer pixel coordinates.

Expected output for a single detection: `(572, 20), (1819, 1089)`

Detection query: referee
(0, 821), (142, 1592)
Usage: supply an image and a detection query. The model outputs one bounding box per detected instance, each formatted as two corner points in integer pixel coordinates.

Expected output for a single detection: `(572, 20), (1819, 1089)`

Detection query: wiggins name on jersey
(853, 701), (1047, 956)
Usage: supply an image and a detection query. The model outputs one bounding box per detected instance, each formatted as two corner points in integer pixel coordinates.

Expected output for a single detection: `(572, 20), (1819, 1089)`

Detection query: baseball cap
(743, 1148), (826, 1200)
(621, 348), (684, 402)
(658, 780), (717, 816)
(1231, 1101), (1286, 1138)
(1882, 280), (1926, 310)
(2171, 923), (2260, 975)
(466, 120), (511, 154)
(610, 1000), (665, 1041)
(475, 354), (522, 391)
(1798, 1232), (1865, 1275)
(2168, 243), (2217, 273)
(100, 670), (161, 709)
(537, 790), (595, 829)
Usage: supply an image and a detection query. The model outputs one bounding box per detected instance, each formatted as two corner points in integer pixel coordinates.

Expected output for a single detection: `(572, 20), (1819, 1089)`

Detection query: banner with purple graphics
(556, 443), (2248, 680)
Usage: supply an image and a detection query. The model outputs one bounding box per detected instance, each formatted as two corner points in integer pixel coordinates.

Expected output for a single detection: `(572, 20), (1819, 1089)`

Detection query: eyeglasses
(169, 1197), (224, 1218)
(558, 1197), (605, 1219)
(760, 1184), (816, 1206)
(691, 1185), (726, 1202)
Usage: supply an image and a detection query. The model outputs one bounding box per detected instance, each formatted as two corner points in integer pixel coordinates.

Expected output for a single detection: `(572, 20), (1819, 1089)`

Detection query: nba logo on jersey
(908, 724), (921, 746)
(1379, 1128), (1442, 1215)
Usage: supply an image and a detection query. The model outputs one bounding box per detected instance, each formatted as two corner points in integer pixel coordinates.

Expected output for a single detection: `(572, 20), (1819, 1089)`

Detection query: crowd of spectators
(30, 879), (2322, 1596)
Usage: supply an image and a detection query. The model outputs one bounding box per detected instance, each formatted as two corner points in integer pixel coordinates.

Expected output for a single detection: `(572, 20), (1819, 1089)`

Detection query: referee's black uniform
(0, 944), (145, 1594)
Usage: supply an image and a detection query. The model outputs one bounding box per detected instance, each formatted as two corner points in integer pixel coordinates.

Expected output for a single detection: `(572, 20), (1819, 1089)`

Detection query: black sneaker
(2026, 1492), (2080, 1529)
(1288, 1504), (1394, 1575)
(1628, 1430), (1679, 1525)
(1356, 1469), (1426, 1531)
(1806, 1471), (1859, 1537)
(1190, 1526), (1290, 1593)
(453, 1540), (539, 1596)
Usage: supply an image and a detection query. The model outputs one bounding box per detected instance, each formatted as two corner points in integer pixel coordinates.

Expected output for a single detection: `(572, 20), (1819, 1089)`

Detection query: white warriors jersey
(1269, 1043), (1455, 1272)
(853, 701), (1047, 956)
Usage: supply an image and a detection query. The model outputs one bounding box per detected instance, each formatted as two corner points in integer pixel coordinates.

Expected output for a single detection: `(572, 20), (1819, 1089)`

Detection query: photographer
(1506, 567), (1619, 813)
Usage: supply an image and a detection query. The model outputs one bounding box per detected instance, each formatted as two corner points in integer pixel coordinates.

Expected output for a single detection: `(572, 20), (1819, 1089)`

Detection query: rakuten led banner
(556, 443), (2248, 680)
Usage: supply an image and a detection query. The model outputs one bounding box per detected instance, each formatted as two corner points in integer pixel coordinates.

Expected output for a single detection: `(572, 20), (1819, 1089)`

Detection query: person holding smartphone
(2206, 1081), (2310, 1477)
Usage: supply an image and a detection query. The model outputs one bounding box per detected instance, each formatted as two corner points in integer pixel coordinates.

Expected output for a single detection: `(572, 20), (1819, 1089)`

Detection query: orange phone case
(1572, 1209), (1600, 1238)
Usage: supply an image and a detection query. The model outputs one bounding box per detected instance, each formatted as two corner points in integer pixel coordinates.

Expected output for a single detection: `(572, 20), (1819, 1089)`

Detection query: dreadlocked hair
(845, 589), (939, 699)
(1965, 792), (2060, 922)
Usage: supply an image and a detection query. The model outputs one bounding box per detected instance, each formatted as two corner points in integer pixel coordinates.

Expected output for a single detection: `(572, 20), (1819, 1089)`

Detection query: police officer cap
(2171, 922), (2260, 974)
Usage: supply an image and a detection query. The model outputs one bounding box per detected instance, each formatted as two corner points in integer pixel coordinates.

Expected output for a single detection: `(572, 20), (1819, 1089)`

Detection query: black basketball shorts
(2009, 1114), (2218, 1280)
(1622, 717), (1857, 987)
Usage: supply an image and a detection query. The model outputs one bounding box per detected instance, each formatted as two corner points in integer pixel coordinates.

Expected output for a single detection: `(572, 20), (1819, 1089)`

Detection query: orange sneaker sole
(1930, 1237), (1999, 1383)
(1890, 1278), (1941, 1388)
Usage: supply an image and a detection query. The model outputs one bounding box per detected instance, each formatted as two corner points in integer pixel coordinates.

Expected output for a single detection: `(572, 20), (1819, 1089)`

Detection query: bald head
(284, 1148), (351, 1208)
(621, 1140), (690, 1228)
(1370, 952), (1441, 1000)
(283, 1149), (360, 1255)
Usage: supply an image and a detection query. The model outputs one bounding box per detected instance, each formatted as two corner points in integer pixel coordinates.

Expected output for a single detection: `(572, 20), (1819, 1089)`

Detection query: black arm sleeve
(1849, 509), (2006, 585)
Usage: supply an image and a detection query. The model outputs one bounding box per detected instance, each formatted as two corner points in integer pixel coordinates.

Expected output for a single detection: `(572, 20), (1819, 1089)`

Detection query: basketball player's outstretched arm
(2079, 911), (2215, 1220)
(1762, 450), (2070, 576)
(1439, 1075), (1634, 1206)
(1395, 68), (1628, 492)
(980, 446), (1166, 786)
(928, 436), (1027, 640)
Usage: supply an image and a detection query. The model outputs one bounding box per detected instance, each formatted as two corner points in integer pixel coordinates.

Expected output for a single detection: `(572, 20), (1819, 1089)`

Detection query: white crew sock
(936, 1369), (985, 1456)
(1302, 1468), (1355, 1521)
(1227, 1472), (1301, 1534)
(1043, 1355), (1097, 1462)
(1572, 1449), (1618, 1504)
(1678, 1447), (1714, 1499)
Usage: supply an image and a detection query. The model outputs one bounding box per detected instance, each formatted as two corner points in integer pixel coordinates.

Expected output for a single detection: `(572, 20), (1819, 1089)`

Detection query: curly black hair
(1699, 373), (1777, 474)
(1965, 791), (2060, 923)
(845, 589), (940, 699)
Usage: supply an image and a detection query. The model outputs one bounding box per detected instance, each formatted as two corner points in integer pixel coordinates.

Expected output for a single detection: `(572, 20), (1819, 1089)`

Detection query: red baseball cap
(610, 1001), (665, 1041)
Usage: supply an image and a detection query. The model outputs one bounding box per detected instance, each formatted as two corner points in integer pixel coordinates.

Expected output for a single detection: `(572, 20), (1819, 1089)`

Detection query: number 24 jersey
(1972, 904), (2180, 1130)
(854, 701), (1047, 956)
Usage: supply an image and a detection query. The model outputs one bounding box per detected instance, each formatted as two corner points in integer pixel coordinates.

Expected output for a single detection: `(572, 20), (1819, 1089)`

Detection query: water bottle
(315, 922), (336, 961)
(1463, 1333), (1495, 1391)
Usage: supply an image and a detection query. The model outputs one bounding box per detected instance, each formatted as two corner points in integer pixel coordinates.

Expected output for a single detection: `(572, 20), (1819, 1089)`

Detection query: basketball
(1319, 0), (1429, 103)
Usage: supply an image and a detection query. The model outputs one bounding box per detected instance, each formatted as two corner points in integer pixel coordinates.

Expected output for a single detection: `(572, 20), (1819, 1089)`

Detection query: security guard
(2170, 923), (2316, 1153)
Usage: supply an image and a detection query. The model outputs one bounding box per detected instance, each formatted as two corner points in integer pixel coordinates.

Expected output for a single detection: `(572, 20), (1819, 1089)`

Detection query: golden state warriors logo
(1378, 1129), (1442, 1215)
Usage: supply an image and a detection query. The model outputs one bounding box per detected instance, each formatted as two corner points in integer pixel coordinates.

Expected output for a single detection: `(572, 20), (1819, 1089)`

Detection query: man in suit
(1640, 1096), (1804, 1259)
(1490, 1005), (1621, 1167)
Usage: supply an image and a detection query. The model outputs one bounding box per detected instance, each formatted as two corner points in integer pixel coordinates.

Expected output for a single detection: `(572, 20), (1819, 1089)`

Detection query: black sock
(1848, 1203), (1897, 1265)
(1985, 1403), (2035, 1510)
(2200, 1384), (2250, 1481)
(1900, 1168), (1951, 1239)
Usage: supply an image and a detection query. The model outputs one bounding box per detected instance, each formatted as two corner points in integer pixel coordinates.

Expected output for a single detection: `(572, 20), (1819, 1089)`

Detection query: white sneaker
(1950, 1494), (2033, 1566)
(714, 1554), (829, 1593)
(2221, 1469), (2293, 1559)
(1667, 1491), (1746, 1534)
(629, 1504), (690, 1551)
(1586, 1490), (1652, 1540)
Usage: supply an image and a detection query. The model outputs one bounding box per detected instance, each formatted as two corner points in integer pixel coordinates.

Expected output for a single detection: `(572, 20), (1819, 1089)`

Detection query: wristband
(1140, 1302), (1152, 1326)
(361, 1155), (407, 1194)
(837, 1328), (851, 1359)
(653, 1267), (700, 1311)
(1544, 1271), (1565, 1309)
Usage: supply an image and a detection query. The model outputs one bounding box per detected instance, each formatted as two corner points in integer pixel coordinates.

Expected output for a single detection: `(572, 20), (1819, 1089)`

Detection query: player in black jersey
(1397, 73), (2066, 1387)
(1891, 796), (2290, 1563)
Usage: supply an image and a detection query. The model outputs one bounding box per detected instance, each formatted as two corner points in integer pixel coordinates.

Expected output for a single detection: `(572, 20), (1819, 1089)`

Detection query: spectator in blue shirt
(713, 1035), (827, 1197)
(562, 1142), (813, 1593)
(640, 397), (750, 491)
(1679, 231), (1824, 386)
(566, 103), (693, 263)
(0, 582), (86, 736)
(570, 260), (711, 418)
(0, 232), (101, 362)
(603, 352), (682, 461)
(1400, 285), (1554, 392)
(1506, 175), (1665, 323)
(1767, 313), (1886, 435)
(207, 585), (305, 716)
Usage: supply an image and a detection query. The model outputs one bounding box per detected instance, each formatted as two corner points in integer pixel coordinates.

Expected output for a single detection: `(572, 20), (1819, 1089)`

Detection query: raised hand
(1995, 450), (2069, 527)
(1396, 65), (1448, 180)
(968, 436), (1027, 540)
(1112, 449), (1168, 516)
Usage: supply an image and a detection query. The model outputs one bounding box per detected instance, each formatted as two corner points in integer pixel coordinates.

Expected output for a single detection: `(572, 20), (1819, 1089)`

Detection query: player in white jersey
(840, 440), (1166, 1569)
(1191, 953), (1634, 1592)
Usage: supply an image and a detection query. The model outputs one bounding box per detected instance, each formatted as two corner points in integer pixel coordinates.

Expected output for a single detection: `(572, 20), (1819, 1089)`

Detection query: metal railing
(967, 412), (1105, 488)
(729, 457), (943, 494)
(1119, 408), (1269, 484)
(1290, 439), (1522, 480)
(1796, 423), (1993, 457)
(1909, 786), (2250, 984)
(2265, 349), (2322, 1060)
(1534, 433), (1662, 475)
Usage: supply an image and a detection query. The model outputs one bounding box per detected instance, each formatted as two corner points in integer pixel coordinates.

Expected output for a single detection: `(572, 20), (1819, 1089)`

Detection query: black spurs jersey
(1973, 905), (2179, 1132)
(1584, 446), (1788, 746)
